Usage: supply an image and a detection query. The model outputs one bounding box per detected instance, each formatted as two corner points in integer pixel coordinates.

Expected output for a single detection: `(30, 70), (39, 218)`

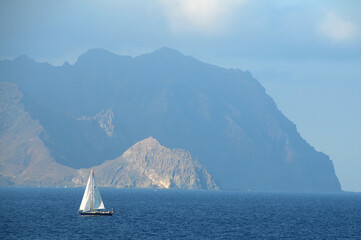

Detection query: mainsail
(79, 169), (105, 212)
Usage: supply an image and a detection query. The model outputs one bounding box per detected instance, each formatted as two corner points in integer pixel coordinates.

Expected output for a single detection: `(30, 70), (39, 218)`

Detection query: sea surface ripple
(1, 188), (361, 239)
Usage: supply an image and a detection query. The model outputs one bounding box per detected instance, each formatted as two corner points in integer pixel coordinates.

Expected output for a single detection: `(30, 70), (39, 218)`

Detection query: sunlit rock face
(77, 137), (219, 190)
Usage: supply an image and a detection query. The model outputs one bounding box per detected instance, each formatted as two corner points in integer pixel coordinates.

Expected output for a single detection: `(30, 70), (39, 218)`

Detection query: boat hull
(79, 210), (114, 216)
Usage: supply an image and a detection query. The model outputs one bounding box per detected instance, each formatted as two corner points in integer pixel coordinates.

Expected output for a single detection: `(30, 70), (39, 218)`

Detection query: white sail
(79, 169), (105, 212)
(92, 175), (105, 210)
(79, 173), (92, 212)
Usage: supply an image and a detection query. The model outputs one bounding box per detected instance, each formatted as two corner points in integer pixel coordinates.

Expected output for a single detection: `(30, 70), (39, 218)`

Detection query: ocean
(1, 188), (361, 239)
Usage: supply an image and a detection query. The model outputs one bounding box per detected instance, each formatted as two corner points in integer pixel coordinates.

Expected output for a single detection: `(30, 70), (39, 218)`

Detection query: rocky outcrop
(75, 137), (218, 190)
(77, 109), (115, 137)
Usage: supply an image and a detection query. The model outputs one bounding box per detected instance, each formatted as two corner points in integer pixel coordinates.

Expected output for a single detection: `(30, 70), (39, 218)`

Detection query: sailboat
(78, 169), (115, 216)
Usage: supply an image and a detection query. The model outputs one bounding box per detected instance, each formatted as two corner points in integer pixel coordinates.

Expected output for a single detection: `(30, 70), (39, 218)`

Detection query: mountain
(0, 48), (341, 192)
(0, 85), (215, 189)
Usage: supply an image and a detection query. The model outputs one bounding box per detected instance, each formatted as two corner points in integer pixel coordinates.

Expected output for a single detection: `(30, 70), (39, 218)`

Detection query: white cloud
(317, 11), (358, 42)
(158, 0), (247, 35)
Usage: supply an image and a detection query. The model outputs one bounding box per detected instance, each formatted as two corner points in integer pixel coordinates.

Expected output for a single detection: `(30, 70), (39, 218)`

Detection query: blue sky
(1, 0), (360, 191)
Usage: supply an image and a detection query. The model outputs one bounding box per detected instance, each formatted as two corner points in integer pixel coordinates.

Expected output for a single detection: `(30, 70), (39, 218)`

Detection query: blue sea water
(1, 188), (361, 239)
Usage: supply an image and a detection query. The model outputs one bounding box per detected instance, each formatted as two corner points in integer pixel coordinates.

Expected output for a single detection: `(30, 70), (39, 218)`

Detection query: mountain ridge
(0, 48), (341, 192)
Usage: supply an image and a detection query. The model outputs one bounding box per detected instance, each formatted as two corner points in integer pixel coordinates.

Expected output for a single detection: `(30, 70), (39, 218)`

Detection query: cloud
(316, 11), (358, 42)
(158, 0), (247, 35)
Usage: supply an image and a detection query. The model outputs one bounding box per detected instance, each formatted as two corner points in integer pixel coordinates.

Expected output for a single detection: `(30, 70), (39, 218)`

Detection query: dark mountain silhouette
(0, 48), (341, 192)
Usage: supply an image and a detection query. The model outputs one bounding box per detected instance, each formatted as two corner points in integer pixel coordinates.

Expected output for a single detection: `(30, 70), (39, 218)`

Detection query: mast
(90, 169), (94, 211)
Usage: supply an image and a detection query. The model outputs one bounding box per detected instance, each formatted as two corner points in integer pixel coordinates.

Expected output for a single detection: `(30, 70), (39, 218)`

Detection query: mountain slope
(0, 84), (216, 189)
(0, 48), (341, 191)
(75, 137), (218, 190)
(0, 82), (77, 186)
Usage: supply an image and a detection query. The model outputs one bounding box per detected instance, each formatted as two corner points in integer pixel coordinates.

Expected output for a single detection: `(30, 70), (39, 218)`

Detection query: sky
(0, 0), (360, 191)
